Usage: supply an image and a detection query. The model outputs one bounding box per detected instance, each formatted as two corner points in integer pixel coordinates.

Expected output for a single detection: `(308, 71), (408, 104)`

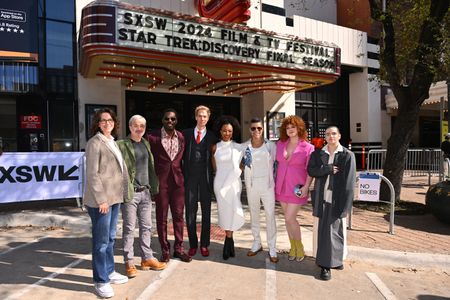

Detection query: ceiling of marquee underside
(83, 54), (338, 96)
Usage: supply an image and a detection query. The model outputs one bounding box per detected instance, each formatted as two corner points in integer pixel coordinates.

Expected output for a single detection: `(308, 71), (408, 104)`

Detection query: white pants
(245, 177), (277, 252)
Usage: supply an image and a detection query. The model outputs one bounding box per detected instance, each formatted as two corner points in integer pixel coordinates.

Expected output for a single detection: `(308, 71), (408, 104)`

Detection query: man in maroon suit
(148, 109), (191, 263)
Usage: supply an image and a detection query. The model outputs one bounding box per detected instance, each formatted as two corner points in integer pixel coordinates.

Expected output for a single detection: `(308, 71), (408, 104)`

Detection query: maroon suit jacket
(147, 129), (185, 188)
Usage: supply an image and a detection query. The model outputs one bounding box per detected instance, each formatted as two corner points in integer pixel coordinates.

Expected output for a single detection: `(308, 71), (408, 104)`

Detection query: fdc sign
(358, 173), (381, 201)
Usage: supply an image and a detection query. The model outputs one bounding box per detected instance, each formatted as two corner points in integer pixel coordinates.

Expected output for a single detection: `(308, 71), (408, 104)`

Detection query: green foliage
(375, 0), (449, 84)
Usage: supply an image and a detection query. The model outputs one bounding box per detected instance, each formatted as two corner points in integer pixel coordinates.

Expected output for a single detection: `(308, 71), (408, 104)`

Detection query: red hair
(279, 115), (308, 141)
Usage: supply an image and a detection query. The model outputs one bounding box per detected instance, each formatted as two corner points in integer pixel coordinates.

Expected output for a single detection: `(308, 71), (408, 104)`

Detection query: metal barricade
(367, 149), (443, 184)
(349, 172), (395, 235)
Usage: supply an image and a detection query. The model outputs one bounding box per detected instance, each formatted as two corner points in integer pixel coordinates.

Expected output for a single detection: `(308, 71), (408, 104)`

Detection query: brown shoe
(141, 258), (167, 271)
(173, 251), (192, 263)
(126, 262), (138, 278)
(269, 255), (279, 263)
(247, 247), (263, 257)
(160, 252), (170, 263)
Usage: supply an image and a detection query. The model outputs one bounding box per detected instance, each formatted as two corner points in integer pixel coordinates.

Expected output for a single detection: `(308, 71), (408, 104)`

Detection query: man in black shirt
(441, 134), (450, 177)
(441, 134), (450, 158)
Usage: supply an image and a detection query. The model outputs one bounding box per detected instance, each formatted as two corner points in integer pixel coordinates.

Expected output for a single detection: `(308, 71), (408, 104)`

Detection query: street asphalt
(1, 201), (449, 272)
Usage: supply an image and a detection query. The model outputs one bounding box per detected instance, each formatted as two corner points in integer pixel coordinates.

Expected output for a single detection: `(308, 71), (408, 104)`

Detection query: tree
(368, 0), (449, 201)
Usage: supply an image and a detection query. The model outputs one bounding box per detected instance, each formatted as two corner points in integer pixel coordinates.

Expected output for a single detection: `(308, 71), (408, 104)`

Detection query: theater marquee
(116, 9), (337, 74)
(80, 1), (341, 96)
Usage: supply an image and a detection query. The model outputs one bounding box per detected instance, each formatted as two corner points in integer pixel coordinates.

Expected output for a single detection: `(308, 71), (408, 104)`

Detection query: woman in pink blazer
(275, 116), (314, 262)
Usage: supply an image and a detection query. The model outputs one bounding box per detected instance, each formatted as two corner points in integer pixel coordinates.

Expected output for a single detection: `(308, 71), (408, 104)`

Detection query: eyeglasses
(99, 119), (114, 124)
(250, 127), (263, 131)
(164, 117), (177, 121)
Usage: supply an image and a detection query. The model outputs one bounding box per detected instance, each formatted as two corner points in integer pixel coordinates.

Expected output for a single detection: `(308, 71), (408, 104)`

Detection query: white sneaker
(109, 271), (128, 284)
(95, 282), (114, 298)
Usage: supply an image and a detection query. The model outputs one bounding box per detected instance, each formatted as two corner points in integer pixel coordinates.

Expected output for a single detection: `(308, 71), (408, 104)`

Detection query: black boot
(223, 237), (230, 260)
(230, 237), (235, 257)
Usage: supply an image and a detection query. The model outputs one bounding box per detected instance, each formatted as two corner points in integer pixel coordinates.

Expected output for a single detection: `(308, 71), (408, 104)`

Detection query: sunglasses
(164, 117), (177, 121)
(250, 127), (263, 131)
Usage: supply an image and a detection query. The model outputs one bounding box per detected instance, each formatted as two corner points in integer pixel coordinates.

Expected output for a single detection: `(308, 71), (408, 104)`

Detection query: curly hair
(213, 115), (241, 141)
(279, 115), (308, 141)
(89, 108), (120, 139)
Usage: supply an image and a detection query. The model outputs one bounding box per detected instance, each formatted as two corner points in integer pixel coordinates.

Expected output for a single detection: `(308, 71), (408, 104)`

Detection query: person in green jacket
(117, 115), (165, 278)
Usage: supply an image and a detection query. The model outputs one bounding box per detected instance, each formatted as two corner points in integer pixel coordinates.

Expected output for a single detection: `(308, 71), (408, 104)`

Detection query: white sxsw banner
(0, 152), (84, 203)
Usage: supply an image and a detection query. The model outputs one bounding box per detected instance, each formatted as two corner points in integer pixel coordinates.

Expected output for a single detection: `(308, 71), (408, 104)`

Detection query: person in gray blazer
(84, 108), (128, 298)
(307, 126), (356, 281)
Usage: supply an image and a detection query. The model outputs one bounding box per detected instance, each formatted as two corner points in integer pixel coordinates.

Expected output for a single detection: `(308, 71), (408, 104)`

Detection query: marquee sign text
(116, 9), (338, 74)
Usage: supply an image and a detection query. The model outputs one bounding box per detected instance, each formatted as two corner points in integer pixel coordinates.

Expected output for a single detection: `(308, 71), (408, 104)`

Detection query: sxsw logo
(0, 165), (79, 183)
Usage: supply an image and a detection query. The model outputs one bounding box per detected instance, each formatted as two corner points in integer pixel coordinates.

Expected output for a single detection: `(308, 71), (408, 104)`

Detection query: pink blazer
(275, 139), (314, 203)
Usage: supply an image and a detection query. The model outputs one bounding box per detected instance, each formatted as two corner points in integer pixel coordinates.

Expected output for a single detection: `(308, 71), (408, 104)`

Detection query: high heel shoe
(223, 237), (231, 260)
(288, 239), (297, 261)
(295, 240), (305, 262)
(230, 237), (235, 257)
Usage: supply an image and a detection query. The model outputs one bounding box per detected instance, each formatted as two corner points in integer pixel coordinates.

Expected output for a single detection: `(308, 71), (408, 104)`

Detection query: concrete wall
(293, 15), (367, 67)
(285, 0), (337, 24)
(78, 76), (123, 147)
(367, 75), (381, 142)
(349, 70), (381, 144)
(131, 0), (197, 15)
(241, 91), (295, 141)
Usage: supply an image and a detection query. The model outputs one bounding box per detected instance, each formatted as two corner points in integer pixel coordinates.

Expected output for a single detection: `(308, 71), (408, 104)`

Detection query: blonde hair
(195, 105), (211, 117)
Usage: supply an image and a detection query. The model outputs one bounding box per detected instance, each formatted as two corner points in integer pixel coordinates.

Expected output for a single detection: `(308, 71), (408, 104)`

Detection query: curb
(2, 207), (450, 271)
(347, 246), (450, 271)
(0, 208), (90, 231)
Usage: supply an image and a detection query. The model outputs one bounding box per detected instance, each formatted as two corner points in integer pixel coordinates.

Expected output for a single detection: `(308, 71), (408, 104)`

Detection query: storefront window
(46, 21), (74, 69)
(45, 20), (75, 95)
(0, 97), (17, 151)
(45, 0), (74, 22)
(49, 100), (75, 151)
(0, 62), (38, 93)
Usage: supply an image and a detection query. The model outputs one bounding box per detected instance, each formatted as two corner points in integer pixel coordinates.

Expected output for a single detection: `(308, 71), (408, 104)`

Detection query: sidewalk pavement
(1, 175), (449, 270)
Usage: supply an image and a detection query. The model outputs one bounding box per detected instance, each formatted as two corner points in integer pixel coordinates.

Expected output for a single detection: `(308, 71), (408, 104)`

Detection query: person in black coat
(441, 134), (450, 158)
(441, 134), (450, 177)
(307, 126), (356, 281)
(182, 105), (218, 258)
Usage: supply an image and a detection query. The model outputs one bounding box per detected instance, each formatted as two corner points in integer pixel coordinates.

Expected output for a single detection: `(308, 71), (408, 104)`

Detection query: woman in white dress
(211, 116), (245, 260)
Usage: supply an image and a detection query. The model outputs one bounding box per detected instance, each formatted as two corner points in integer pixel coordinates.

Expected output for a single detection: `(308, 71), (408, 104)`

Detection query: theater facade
(77, 0), (347, 147)
(0, 0), (385, 157)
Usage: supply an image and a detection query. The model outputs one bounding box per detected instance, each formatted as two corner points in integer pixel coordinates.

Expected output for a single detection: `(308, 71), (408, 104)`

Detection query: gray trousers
(314, 202), (346, 268)
(122, 189), (154, 262)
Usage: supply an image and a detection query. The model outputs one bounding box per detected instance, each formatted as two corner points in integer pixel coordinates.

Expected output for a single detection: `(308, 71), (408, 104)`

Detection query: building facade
(0, 0), (78, 152)
(3, 0), (443, 163)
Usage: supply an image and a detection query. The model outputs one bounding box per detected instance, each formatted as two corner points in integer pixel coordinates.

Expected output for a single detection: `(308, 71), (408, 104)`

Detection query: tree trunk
(381, 96), (421, 202)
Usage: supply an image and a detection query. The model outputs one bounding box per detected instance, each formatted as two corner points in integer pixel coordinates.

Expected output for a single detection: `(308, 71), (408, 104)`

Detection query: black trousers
(185, 170), (211, 249)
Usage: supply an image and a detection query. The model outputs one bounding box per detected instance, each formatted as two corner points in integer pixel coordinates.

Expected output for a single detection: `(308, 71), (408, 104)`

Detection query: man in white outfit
(242, 118), (278, 263)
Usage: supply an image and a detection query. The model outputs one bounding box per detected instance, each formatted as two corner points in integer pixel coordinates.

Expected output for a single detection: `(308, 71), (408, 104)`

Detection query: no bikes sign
(358, 172), (381, 202)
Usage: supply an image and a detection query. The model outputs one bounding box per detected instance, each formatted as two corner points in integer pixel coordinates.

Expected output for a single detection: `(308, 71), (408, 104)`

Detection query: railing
(366, 149), (443, 184)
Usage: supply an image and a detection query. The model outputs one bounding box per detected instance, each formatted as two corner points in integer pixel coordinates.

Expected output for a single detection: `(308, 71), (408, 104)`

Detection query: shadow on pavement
(416, 295), (450, 300)
(383, 213), (450, 235)
(0, 236), (93, 297)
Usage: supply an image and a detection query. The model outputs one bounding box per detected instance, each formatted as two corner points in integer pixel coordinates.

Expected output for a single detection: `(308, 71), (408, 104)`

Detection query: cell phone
(294, 184), (303, 197)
